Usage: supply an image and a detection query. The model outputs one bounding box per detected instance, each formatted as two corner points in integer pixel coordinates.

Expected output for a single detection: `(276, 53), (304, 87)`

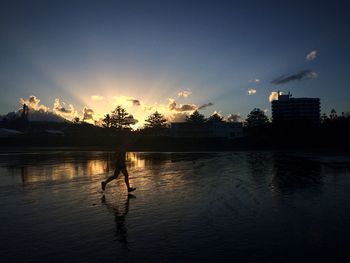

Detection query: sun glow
(17, 65), (215, 129)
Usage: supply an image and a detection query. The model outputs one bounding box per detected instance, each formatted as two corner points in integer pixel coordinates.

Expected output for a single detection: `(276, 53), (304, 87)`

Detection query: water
(1, 150), (350, 262)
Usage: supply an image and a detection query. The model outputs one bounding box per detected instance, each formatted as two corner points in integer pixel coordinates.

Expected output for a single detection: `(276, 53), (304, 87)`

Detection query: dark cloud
(168, 99), (196, 112)
(128, 99), (141, 106)
(56, 107), (72, 114)
(179, 104), (197, 111)
(198, 102), (214, 110)
(168, 99), (213, 112)
(271, 70), (317, 85)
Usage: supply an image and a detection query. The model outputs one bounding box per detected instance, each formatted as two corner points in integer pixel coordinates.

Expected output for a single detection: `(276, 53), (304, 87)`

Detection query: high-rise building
(271, 92), (320, 125)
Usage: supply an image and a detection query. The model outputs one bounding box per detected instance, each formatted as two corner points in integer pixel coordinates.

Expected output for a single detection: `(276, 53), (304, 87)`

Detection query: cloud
(269, 91), (282, 102)
(168, 99), (177, 110)
(178, 90), (192, 98)
(249, 79), (260, 83)
(112, 96), (142, 108)
(247, 89), (257, 95)
(91, 95), (104, 101)
(128, 99), (141, 106)
(198, 102), (214, 110)
(83, 107), (95, 121)
(143, 105), (155, 112)
(179, 104), (197, 111)
(168, 112), (189, 122)
(53, 98), (77, 118)
(271, 70), (317, 85)
(227, 114), (241, 122)
(19, 96), (81, 121)
(263, 109), (269, 113)
(168, 99), (197, 112)
(306, 50), (317, 61)
(20, 95), (48, 112)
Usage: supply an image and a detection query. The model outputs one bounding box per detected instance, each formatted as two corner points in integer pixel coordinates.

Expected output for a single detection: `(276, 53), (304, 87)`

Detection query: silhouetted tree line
(1, 104), (349, 150)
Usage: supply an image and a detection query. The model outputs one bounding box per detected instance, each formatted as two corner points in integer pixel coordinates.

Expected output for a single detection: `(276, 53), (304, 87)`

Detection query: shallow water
(1, 150), (350, 262)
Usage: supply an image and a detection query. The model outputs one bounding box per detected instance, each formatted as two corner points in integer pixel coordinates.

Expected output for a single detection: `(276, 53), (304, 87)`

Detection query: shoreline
(1, 145), (350, 154)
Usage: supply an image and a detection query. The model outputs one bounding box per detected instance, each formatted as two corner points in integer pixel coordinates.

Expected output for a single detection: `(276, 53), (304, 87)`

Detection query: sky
(1, 0), (350, 127)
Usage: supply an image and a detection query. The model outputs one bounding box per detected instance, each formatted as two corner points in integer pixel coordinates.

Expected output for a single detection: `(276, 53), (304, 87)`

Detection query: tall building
(271, 92), (320, 125)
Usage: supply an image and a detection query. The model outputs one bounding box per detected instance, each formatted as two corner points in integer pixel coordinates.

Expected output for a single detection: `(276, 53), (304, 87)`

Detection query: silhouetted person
(101, 144), (136, 192)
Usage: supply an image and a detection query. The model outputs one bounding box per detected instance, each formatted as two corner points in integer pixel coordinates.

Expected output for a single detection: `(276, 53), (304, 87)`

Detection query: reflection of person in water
(101, 194), (135, 245)
(101, 144), (136, 192)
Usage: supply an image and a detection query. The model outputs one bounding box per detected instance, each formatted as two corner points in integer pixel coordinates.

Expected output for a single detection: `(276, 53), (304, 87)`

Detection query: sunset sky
(1, 0), (349, 127)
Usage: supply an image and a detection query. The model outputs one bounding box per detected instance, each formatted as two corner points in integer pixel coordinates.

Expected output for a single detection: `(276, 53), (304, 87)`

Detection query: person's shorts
(116, 165), (126, 170)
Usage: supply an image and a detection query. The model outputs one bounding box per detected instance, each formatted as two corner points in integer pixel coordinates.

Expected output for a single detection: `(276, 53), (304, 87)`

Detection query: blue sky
(1, 0), (349, 125)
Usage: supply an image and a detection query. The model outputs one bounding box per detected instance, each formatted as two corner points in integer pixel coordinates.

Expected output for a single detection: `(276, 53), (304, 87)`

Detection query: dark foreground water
(1, 150), (350, 262)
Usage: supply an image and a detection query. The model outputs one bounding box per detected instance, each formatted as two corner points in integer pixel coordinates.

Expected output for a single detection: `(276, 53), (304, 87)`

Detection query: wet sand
(1, 151), (350, 262)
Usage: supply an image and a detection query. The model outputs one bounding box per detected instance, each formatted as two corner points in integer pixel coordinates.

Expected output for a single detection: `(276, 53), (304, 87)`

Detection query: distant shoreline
(1, 144), (349, 153)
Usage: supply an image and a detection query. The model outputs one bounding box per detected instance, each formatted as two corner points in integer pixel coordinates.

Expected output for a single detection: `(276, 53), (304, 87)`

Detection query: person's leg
(121, 167), (130, 189)
(102, 168), (121, 190)
(121, 167), (136, 192)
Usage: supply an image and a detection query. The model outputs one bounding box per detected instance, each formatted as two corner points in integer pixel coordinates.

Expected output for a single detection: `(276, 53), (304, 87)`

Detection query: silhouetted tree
(110, 106), (136, 130)
(144, 111), (167, 129)
(246, 108), (269, 127)
(321, 113), (329, 123)
(207, 112), (224, 123)
(186, 110), (206, 124)
(102, 114), (111, 128)
(330, 109), (337, 120)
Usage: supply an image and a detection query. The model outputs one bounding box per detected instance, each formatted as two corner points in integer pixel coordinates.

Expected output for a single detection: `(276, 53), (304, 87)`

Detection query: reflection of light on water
(21, 163), (77, 183)
(20, 158), (110, 184)
(127, 152), (145, 168)
(126, 153), (185, 192)
(18, 152), (146, 185)
(85, 159), (110, 175)
(17, 152), (187, 192)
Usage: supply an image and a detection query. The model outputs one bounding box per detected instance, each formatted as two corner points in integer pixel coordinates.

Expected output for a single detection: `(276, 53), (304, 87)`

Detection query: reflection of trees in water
(271, 154), (322, 194)
(101, 194), (135, 248)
